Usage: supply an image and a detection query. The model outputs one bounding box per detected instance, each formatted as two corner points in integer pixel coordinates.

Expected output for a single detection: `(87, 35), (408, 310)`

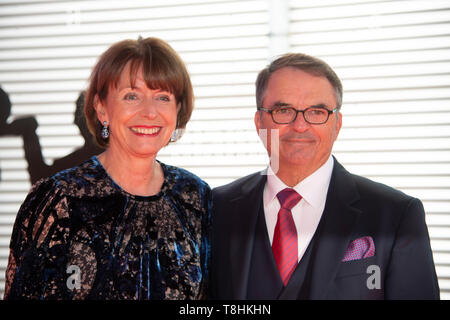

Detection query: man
(210, 53), (439, 299)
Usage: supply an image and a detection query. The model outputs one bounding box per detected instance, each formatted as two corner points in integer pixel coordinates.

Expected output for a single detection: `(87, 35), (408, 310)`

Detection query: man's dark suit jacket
(210, 157), (440, 299)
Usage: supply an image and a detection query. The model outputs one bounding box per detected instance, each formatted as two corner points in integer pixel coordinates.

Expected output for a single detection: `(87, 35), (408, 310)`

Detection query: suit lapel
(308, 158), (362, 299)
(229, 172), (267, 299)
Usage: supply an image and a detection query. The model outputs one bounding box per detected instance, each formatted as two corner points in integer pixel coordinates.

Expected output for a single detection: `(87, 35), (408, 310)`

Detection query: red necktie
(272, 188), (302, 286)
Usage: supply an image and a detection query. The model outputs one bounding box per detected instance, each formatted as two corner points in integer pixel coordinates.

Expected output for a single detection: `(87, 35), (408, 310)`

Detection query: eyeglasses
(257, 105), (338, 125)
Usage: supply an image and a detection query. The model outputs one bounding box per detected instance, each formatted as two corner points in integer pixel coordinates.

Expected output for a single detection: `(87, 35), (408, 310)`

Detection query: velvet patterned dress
(4, 156), (211, 300)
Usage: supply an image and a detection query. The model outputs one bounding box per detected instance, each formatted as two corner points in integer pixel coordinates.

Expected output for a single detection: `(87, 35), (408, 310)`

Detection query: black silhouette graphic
(0, 86), (39, 182)
(0, 87), (103, 184)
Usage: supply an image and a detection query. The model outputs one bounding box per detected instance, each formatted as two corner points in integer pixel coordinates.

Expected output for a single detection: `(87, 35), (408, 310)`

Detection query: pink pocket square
(341, 236), (375, 262)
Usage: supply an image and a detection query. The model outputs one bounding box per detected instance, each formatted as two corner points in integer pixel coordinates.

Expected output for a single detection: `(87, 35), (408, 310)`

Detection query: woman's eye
(124, 93), (139, 101)
(157, 95), (171, 102)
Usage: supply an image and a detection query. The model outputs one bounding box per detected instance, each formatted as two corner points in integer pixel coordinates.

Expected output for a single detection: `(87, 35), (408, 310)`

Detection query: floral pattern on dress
(4, 156), (211, 300)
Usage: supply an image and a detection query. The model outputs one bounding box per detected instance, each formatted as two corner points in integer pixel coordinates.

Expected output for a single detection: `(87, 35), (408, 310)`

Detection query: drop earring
(170, 128), (185, 142)
(101, 121), (109, 139)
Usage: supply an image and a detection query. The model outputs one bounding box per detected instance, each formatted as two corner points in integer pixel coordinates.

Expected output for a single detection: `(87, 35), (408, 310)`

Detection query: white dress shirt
(263, 155), (334, 262)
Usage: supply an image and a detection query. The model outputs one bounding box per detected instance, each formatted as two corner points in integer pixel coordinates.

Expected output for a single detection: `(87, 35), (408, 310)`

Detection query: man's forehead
(268, 68), (331, 86)
(264, 70), (336, 104)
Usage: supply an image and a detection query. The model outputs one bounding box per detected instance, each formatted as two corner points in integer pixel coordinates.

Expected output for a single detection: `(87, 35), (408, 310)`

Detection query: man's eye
(309, 108), (327, 115)
(275, 108), (292, 115)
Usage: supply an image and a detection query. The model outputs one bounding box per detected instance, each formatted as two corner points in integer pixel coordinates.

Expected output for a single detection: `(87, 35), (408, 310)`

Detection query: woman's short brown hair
(84, 36), (194, 148)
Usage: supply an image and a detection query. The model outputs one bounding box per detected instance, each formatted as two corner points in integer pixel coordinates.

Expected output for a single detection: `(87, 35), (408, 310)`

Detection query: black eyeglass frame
(257, 106), (339, 125)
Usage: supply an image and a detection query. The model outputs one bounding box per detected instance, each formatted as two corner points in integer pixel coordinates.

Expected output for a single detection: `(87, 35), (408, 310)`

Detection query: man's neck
(270, 156), (332, 187)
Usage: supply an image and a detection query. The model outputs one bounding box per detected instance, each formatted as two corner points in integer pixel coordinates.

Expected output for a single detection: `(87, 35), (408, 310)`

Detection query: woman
(4, 37), (211, 300)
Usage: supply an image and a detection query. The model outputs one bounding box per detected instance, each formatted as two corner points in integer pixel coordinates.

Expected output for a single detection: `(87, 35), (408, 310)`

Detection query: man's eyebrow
(309, 103), (328, 109)
(271, 102), (330, 109)
(271, 101), (292, 108)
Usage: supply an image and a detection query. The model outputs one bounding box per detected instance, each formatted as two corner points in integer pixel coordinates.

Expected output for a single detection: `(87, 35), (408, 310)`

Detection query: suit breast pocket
(336, 255), (377, 279)
(331, 256), (384, 300)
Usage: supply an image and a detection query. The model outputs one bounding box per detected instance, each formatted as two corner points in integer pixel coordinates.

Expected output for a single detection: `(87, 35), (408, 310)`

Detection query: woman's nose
(140, 99), (158, 118)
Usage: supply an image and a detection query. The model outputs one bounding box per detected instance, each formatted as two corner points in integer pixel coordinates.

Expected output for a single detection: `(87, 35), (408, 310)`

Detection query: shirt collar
(265, 155), (334, 208)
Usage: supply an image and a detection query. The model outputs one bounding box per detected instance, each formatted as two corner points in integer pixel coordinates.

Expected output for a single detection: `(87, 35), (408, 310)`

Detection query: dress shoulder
(161, 162), (212, 213)
(9, 158), (101, 263)
(10, 174), (71, 251)
(5, 174), (73, 299)
(163, 163), (210, 190)
(48, 156), (116, 198)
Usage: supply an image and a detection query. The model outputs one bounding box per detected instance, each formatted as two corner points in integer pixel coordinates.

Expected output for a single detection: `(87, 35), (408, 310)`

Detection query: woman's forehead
(110, 61), (172, 92)
(115, 65), (144, 88)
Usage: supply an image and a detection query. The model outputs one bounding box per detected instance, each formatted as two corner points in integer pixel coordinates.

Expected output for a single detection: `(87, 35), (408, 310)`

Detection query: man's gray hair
(255, 53), (343, 110)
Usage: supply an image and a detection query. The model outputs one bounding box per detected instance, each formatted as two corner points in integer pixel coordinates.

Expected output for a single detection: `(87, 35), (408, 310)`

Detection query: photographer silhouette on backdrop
(20, 91), (103, 184)
(0, 86), (39, 182)
(0, 87), (103, 184)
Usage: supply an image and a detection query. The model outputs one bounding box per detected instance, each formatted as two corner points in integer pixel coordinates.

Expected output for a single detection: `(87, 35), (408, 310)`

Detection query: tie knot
(277, 188), (302, 210)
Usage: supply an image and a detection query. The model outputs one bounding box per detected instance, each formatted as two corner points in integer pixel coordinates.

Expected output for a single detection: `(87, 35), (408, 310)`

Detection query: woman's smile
(130, 126), (162, 136)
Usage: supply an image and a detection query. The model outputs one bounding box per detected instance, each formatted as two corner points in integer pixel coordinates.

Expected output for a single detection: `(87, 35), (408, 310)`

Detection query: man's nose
(291, 111), (310, 131)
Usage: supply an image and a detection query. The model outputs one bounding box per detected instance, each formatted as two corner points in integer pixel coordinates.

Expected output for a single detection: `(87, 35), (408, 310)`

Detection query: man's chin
(268, 154), (311, 170)
(280, 150), (314, 165)
(280, 152), (330, 170)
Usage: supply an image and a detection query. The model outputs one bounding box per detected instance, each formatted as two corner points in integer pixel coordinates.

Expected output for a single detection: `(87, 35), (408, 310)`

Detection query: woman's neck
(97, 150), (164, 196)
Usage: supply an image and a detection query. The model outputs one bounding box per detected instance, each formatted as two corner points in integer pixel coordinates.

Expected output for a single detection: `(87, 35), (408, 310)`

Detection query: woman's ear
(93, 95), (108, 124)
